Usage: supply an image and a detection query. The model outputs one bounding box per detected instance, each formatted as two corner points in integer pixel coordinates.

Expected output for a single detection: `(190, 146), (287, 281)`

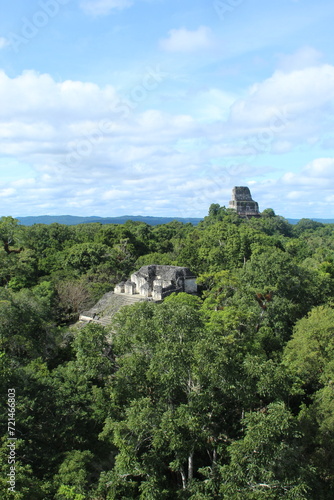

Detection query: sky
(0, 0), (334, 219)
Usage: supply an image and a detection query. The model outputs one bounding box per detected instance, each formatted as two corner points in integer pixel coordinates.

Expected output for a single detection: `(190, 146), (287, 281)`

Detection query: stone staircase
(79, 292), (151, 327)
(112, 292), (146, 303)
(93, 316), (113, 327)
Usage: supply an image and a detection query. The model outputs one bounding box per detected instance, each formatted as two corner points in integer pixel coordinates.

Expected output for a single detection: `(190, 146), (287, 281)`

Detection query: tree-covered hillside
(1, 206), (334, 499)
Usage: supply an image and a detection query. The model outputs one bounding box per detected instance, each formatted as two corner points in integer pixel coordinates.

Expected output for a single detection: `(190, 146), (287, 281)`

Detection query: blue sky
(0, 0), (334, 218)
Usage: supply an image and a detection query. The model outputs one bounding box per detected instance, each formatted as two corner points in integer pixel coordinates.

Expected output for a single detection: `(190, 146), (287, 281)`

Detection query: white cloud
(0, 188), (15, 197)
(0, 70), (119, 120)
(160, 26), (213, 53)
(230, 64), (334, 126)
(286, 191), (304, 200)
(248, 157), (334, 218)
(303, 157), (334, 176)
(0, 70), (212, 216)
(224, 62), (334, 155)
(191, 88), (237, 121)
(278, 158), (334, 193)
(1, 64), (334, 218)
(0, 37), (9, 49)
(276, 46), (323, 72)
(102, 189), (131, 200)
(80, 0), (133, 16)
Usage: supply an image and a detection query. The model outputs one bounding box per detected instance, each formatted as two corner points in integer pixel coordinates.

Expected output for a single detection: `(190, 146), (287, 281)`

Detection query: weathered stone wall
(115, 265), (197, 300)
(114, 282), (125, 294)
(184, 278), (197, 293)
(125, 281), (136, 294)
(231, 186), (253, 201)
(229, 186), (260, 217)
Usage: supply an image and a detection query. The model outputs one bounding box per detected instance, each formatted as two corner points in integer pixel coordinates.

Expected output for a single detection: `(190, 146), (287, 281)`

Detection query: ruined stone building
(79, 265), (197, 326)
(114, 265), (197, 301)
(229, 186), (260, 217)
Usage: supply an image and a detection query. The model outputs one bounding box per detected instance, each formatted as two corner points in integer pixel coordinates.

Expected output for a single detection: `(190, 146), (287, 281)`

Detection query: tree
(293, 219), (324, 237)
(261, 208), (276, 218)
(0, 437), (45, 499)
(100, 297), (210, 495)
(54, 450), (94, 500)
(241, 249), (331, 345)
(283, 305), (334, 388)
(71, 322), (114, 381)
(0, 288), (56, 362)
(0, 216), (23, 254)
(248, 215), (293, 237)
(218, 402), (314, 499)
(55, 280), (93, 323)
(24, 223), (74, 254)
(64, 243), (110, 273)
(208, 203), (221, 218)
(283, 306), (334, 493)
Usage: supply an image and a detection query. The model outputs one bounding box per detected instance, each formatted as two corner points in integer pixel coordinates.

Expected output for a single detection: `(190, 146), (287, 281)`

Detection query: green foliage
(261, 208), (276, 218)
(248, 214), (293, 237)
(56, 486), (85, 500)
(1, 212), (334, 497)
(24, 223), (74, 254)
(0, 437), (45, 499)
(0, 216), (23, 248)
(64, 242), (110, 273)
(135, 251), (176, 268)
(54, 450), (93, 499)
(0, 288), (56, 361)
(293, 218), (325, 236)
(71, 322), (114, 380)
(283, 305), (334, 387)
(218, 402), (315, 499)
(203, 203), (241, 225)
(282, 306), (334, 493)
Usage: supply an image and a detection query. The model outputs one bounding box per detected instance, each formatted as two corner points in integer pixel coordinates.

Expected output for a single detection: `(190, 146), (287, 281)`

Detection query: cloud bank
(1, 53), (334, 218)
(160, 26), (213, 53)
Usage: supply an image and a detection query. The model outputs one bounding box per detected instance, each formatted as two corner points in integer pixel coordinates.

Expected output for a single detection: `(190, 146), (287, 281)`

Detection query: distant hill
(16, 215), (204, 226)
(15, 215), (334, 227)
(288, 218), (334, 225)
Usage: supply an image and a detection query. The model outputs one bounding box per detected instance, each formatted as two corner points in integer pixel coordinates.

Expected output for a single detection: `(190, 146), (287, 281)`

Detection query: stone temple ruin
(79, 265), (198, 327)
(229, 186), (260, 217)
(114, 265), (197, 301)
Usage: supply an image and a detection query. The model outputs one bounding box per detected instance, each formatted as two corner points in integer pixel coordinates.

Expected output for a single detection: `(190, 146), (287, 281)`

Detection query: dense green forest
(1, 205), (334, 499)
